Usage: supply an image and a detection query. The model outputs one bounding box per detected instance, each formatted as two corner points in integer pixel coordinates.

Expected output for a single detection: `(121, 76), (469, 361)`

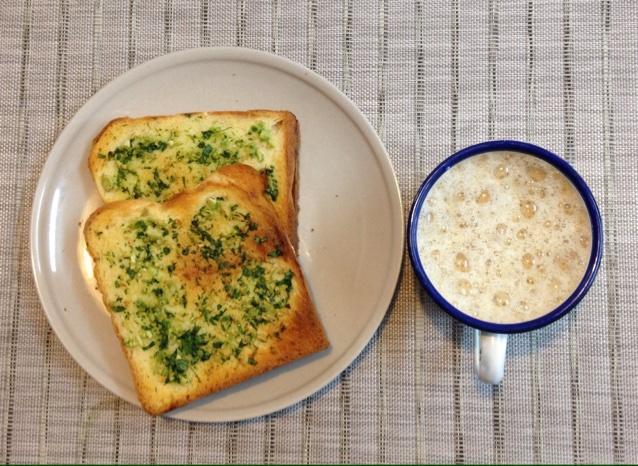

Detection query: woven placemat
(0, 0), (636, 463)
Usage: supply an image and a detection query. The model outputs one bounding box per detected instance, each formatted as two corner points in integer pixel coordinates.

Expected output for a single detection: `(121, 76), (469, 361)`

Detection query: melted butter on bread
(89, 110), (299, 244)
(84, 165), (327, 415)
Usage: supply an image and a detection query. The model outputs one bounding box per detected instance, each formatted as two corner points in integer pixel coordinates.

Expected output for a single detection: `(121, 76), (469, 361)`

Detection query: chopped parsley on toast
(89, 110), (299, 245)
(84, 164), (327, 415)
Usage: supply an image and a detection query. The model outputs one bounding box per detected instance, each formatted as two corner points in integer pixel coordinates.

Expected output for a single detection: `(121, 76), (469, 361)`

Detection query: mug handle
(474, 330), (507, 384)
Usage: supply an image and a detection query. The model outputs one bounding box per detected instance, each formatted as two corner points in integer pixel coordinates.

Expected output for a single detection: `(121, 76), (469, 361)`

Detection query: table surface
(1, 0), (637, 464)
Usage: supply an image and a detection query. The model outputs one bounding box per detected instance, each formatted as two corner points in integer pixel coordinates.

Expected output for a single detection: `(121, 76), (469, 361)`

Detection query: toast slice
(89, 110), (299, 245)
(84, 164), (327, 415)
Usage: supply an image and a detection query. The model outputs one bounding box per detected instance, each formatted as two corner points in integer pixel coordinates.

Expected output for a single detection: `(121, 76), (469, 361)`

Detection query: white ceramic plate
(30, 48), (403, 422)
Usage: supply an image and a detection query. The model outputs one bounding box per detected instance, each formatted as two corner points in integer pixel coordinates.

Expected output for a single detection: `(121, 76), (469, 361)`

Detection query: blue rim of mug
(408, 140), (603, 334)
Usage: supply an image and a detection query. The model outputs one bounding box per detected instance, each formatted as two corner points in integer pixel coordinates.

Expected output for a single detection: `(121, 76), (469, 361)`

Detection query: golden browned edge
(87, 110), (300, 248)
(278, 111), (299, 250)
(84, 164), (327, 416)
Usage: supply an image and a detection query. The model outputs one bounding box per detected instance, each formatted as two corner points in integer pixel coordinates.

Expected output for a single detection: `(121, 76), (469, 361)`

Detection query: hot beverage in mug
(416, 151), (592, 324)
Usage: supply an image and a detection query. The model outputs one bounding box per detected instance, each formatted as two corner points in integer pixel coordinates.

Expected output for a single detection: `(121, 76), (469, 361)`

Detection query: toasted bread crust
(277, 111), (299, 249)
(88, 110), (299, 247)
(85, 164), (327, 415)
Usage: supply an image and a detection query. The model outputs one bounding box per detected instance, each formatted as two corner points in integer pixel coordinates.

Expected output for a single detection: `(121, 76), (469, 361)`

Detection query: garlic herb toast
(89, 110), (298, 243)
(84, 165), (327, 415)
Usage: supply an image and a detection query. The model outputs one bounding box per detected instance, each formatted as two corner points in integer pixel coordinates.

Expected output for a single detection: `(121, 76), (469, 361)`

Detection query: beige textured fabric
(1, 0), (637, 463)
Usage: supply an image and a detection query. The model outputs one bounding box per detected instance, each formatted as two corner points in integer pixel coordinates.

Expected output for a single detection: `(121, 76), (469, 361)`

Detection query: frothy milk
(417, 151), (592, 324)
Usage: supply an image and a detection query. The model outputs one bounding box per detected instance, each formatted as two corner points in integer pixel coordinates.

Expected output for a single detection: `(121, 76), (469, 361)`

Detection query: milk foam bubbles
(417, 151), (592, 324)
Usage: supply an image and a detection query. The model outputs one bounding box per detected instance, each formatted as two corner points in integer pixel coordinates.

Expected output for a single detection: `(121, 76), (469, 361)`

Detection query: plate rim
(29, 47), (404, 422)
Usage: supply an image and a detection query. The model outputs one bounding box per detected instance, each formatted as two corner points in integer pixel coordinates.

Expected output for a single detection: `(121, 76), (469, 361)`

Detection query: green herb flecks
(268, 245), (282, 257)
(263, 166), (279, 201)
(100, 121), (278, 202)
(106, 197), (294, 385)
(157, 326), (211, 383)
(147, 168), (170, 197)
(106, 138), (168, 164)
(248, 121), (273, 145)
